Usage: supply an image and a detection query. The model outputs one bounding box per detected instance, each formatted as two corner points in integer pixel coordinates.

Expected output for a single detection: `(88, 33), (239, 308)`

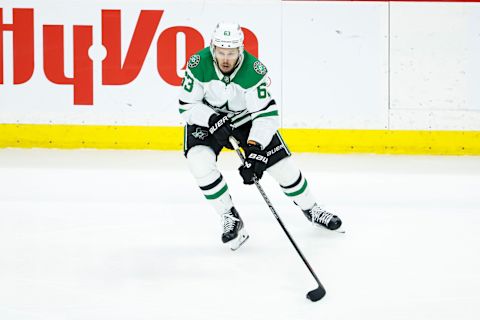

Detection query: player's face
(214, 47), (240, 74)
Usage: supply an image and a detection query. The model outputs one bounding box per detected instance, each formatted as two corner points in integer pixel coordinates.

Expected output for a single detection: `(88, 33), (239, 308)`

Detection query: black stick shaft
(230, 137), (324, 290)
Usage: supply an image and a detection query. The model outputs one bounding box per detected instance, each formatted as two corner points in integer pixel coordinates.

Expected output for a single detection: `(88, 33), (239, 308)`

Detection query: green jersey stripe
(253, 110), (279, 120)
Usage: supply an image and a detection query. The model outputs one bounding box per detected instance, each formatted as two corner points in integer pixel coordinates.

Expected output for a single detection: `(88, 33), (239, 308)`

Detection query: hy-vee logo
(0, 8), (259, 105)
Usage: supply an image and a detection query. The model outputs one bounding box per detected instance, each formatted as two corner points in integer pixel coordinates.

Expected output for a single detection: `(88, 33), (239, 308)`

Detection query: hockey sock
(186, 146), (234, 214)
(199, 174), (234, 214)
(267, 157), (316, 211)
(279, 172), (316, 210)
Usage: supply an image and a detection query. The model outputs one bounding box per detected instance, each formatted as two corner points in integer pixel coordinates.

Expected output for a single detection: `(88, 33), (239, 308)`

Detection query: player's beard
(220, 62), (234, 75)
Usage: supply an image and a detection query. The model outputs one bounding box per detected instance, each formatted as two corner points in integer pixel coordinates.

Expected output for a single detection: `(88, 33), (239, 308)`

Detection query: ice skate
(221, 207), (249, 250)
(303, 204), (343, 231)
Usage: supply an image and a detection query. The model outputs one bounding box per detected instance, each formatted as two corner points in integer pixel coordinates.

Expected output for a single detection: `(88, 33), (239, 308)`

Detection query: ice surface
(1, 149), (479, 320)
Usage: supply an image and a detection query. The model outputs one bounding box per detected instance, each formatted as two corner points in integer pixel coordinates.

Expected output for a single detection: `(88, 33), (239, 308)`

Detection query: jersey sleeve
(178, 68), (215, 128)
(245, 76), (280, 148)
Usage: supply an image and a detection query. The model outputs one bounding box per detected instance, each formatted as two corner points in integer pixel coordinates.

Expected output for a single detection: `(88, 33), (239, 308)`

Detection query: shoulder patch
(188, 54), (201, 68)
(253, 61), (267, 75)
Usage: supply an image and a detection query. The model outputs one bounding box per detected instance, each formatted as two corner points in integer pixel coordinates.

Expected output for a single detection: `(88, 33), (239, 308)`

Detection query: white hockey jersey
(178, 47), (279, 148)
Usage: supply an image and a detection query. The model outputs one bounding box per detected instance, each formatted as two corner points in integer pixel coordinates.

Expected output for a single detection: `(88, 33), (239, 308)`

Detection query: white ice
(1, 149), (479, 320)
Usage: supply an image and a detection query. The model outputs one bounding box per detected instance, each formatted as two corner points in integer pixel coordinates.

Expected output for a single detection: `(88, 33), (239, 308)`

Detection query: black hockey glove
(208, 113), (233, 148)
(239, 143), (268, 185)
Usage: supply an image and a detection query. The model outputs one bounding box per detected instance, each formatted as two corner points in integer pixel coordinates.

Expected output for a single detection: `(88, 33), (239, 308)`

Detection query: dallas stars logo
(253, 61), (267, 75)
(188, 55), (201, 68)
(192, 128), (208, 140)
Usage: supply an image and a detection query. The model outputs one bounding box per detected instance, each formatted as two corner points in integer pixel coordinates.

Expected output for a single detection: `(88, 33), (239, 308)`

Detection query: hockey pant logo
(266, 144), (284, 157)
(192, 128), (208, 140)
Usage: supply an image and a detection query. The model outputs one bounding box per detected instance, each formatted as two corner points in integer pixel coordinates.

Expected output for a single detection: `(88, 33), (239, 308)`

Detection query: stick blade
(306, 286), (326, 302)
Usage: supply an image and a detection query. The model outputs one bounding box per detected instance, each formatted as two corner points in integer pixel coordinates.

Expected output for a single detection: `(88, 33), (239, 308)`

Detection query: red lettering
(43, 25), (93, 105)
(2, 7), (261, 105)
(242, 27), (258, 58)
(157, 26), (204, 86)
(0, 8), (34, 84)
(102, 10), (163, 85)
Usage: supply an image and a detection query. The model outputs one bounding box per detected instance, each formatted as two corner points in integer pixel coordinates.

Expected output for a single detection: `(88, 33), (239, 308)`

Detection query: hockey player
(179, 22), (342, 250)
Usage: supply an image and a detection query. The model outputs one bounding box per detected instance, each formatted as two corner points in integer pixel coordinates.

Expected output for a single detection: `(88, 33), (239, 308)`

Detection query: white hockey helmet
(210, 22), (244, 57)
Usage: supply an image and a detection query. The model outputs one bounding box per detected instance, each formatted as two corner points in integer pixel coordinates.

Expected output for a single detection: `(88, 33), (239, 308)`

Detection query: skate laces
(222, 212), (239, 233)
(310, 206), (334, 226)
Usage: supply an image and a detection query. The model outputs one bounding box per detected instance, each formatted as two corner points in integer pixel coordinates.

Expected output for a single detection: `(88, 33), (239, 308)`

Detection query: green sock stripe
(284, 179), (308, 197)
(205, 184), (228, 200)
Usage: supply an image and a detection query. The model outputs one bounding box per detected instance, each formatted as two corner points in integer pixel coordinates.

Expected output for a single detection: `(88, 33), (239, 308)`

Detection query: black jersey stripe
(202, 98), (228, 110)
(252, 99), (277, 114)
(232, 113), (250, 124)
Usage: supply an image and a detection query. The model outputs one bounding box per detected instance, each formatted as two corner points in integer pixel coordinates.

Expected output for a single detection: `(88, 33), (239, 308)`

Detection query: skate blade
(312, 223), (346, 234)
(230, 228), (250, 251)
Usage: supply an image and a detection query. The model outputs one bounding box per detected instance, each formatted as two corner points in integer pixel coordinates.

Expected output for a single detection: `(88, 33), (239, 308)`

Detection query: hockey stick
(229, 136), (326, 302)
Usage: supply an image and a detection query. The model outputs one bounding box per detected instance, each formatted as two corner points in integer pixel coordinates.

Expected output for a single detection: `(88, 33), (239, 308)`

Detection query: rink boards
(1, 124), (479, 155)
(1, 1), (480, 154)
